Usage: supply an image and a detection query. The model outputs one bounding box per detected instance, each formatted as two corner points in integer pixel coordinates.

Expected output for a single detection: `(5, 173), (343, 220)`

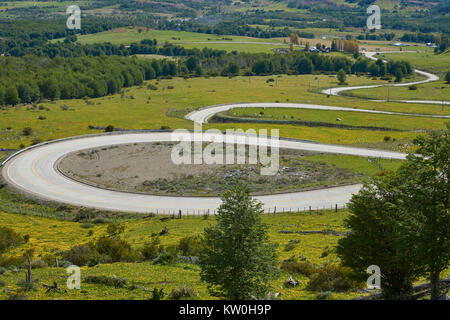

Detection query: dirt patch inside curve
(57, 142), (364, 197)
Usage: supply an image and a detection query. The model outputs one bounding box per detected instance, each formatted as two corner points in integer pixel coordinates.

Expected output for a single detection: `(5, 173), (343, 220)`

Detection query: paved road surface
(2, 132), (405, 214)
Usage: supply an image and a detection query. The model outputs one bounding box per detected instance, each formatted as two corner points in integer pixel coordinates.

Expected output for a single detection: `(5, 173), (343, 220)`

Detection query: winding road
(1, 51), (448, 214)
(322, 51), (450, 105)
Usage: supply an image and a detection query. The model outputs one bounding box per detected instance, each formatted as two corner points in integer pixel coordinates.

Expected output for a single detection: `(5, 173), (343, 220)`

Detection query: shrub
(0, 226), (24, 254)
(141, 238), (161, 261)
(384, 136), (391, 142)
(38, 115), (46, 120)
(31, 138), (43, 145)
(280, 258), (317, 277)
(94, 236), (142, 263)
(62, 244), (101, 266)
(31, 259), (48, 269)
(306, 264), (361, 292)
(178, 235), (204, 257)
(153, 251), (177, 265)
(106, 222), (125, 237)
(150, 288), (165, 300)
(22, 127), (34, 136)
(84, 275), (127, 288)
(168, 285), (197, 300)
(104, 125), (114, 132)
(0, 255), (24, 268)
(408, 84), (417, 90)
(0, 266), (7, 274)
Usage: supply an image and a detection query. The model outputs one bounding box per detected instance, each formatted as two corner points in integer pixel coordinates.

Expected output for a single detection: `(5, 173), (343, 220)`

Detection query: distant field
(76, 27), (284, 46)
(343, 79), (450, 102)
(343, 51), (450, 102)
(0, 74), (437, 150)
(222, 107), (450, 131)
(382, 51), (450, 75)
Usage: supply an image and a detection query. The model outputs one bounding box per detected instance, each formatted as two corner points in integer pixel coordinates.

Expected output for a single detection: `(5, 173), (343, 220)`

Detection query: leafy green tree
(445, 71), (450, 84)
(199, 183), (279, 299)
(221, 62), (240, 77)
(4, 87), (20, 106)
(295, 57), (313, 74)
(337, 69), (347, 84)
(336, 174), (419, 299)
(17, 83), (39, 104)
(394, 69), (404, 82)
(39, 78), (60, 100)
(395, 125), (450, 300)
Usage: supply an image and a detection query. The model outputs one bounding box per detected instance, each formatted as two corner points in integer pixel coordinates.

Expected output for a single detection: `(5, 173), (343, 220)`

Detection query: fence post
(309, 206), (311, 215)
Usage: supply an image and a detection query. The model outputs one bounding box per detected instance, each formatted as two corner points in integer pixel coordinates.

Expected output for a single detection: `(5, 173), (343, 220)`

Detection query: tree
(39, 78), (60, 100)
(199, 183), (279, 299)
(305, 41), (310, 52)
(4, 87), (20, 106)
(290, 33), (299, 45)
(221, 62), (240, 77)
(395, 125), (450, 300)
(336, 174), (419, 299)
(445, 71), (450, 84)
(337, 69), (347, 84)
(295, 57), (313, 74)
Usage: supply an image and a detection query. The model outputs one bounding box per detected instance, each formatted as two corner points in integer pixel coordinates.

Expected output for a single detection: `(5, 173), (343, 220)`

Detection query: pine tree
(199, 183), (279, 299)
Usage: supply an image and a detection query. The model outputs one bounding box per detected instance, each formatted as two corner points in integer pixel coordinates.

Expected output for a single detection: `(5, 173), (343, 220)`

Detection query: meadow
(1, 74), (443, 150)
(0, 208), (365, 300)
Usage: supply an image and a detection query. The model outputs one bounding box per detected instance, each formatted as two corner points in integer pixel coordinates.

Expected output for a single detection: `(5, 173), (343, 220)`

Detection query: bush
(178, 235), (204, 257)
(31, 259), (48, 269)
(62, 244), (101, 267)
(280, 258), (317, 277)
(38, 115), (46, 120)
(408, 84), (417, 90)
(104, 125), (115, 133)
(306, 264), (360, 292)
(141, 238), (161, 261)
(0, 255), (24, 268)
(150, 288), (165, 300)
(22, 127), (33, 136)
(0, 266), (7, 274)
(168, 285), (197, 300)
(153, 251), (177, 265)
(31, 138), (43, 145)
(106, 222), (125, 236)
(94, 236), (142, 263)
(0, 226), (24, 254)
(84, 275), (127, 288)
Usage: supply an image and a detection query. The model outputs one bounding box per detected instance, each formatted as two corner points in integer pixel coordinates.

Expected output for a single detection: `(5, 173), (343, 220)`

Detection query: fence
(141, 203), (348, 218)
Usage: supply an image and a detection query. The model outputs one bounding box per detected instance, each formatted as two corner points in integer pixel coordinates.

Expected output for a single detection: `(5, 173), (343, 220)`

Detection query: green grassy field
(0, 209), (366, 300)
(340, 51), (450, 102)
(382, 51), (450, 75)
(1, 74), (439, 150)
(222, 106), (450, 131)
(343, 80), (450, 102)
(76, 27), (283, 45)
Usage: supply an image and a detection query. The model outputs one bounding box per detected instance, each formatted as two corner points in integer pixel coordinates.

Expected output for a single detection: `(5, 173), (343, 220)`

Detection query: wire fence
(143, 203), (348, 218)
